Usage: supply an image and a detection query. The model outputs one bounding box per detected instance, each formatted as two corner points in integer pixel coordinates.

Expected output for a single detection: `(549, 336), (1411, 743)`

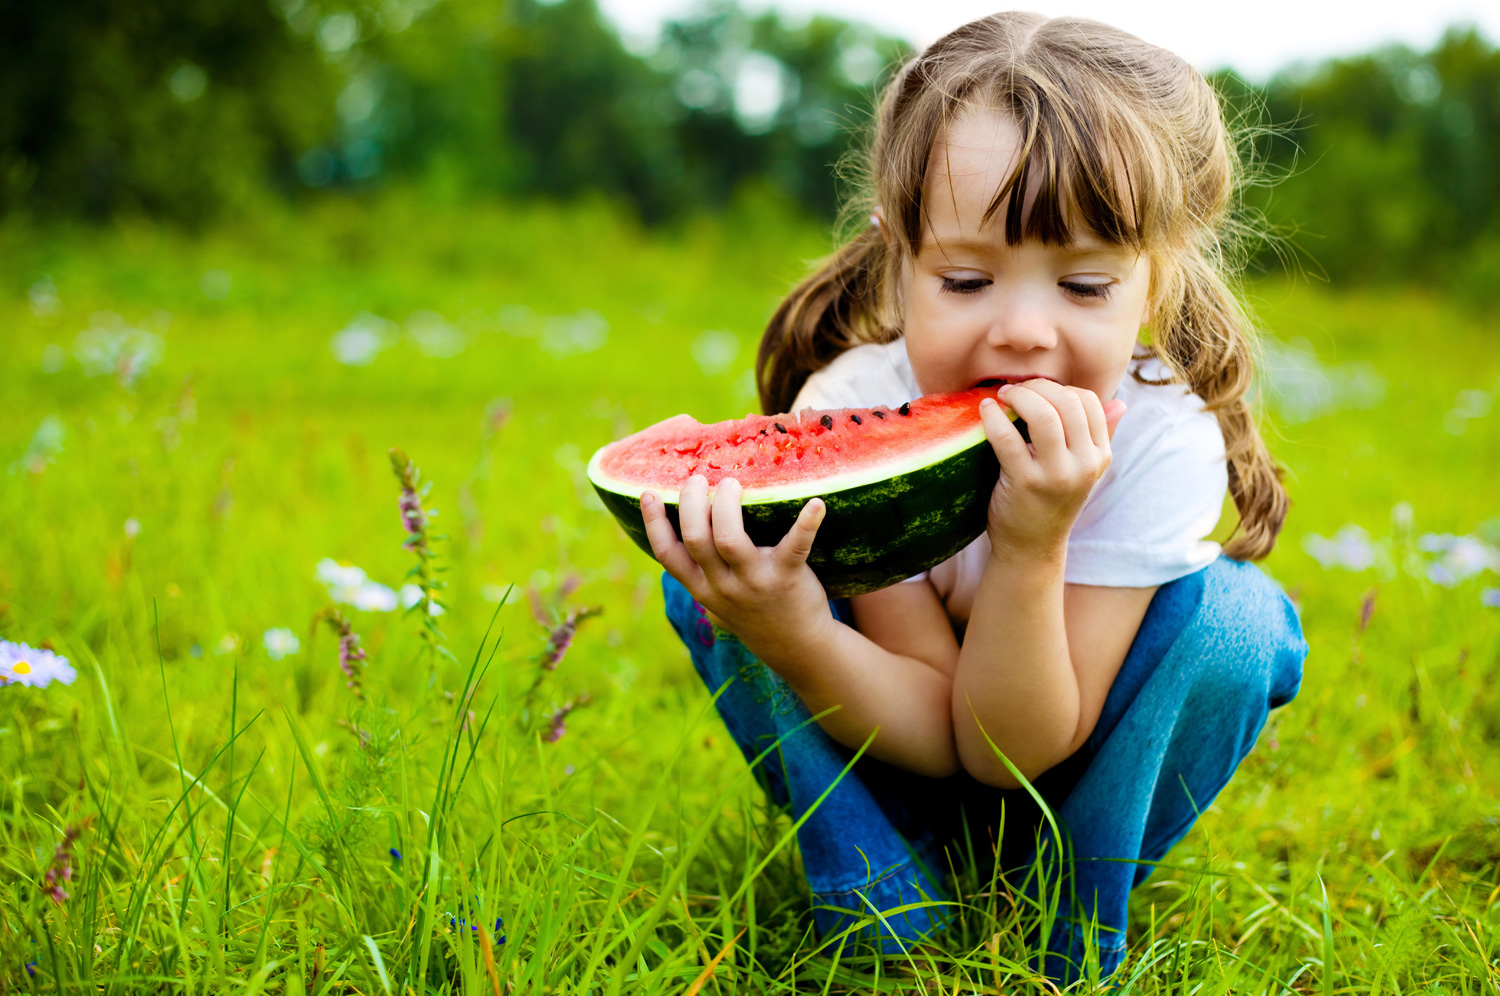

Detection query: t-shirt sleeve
(1064, 390), (1229, 588)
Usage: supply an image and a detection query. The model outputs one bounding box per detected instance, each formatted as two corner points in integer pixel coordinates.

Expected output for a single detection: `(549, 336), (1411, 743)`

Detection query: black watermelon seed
(850, 414), (862, 425)
(819, 414), (834, 429)
(872, 410), (886, 419)
(774, 422), (787, 434)
(898, 402), (911, 416)
(759, 428), (767, 435)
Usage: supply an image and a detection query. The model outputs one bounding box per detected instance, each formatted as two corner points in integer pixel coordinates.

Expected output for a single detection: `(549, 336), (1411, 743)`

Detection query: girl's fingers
(710, 478), (756, 567)
(774, 498), (825, 570)
(676, 475), (730, 577)
(640, 492), (703, 587)
(1022, 379), (1091, 453)
(980, 397), (1031, 470)
(997, 384), (1064, 456)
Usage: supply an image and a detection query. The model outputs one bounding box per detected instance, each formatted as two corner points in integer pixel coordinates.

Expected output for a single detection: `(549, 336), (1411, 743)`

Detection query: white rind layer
(586, 420), (989, 504)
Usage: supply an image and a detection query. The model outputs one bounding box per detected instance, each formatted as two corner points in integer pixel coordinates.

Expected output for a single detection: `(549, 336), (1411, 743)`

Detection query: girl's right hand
(979, 380), (1127, 561)
(641, 475), (835, 675)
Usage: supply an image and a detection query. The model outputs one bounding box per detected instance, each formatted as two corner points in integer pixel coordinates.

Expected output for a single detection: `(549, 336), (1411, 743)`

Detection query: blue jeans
(661, 555), (1305, 984)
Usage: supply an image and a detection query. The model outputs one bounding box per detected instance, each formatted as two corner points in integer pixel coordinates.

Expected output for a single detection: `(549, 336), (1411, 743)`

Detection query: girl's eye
(1060, 280), (1114, 300)
(939, 276), (991, 295)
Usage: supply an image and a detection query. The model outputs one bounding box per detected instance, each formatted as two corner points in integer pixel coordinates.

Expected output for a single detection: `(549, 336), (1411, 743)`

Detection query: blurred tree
(656, 1), (911, 216)
(0, 0), (340, 221)
(1219, 27), (1500, 291)
(2, 0), (1493, 299)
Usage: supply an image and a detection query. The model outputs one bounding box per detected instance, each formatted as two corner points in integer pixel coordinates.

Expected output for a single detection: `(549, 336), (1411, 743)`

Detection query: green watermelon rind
(587, 427), (1000, 597)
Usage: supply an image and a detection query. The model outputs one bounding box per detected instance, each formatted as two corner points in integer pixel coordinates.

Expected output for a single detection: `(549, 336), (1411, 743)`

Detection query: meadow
(2, 193), (1498, 993)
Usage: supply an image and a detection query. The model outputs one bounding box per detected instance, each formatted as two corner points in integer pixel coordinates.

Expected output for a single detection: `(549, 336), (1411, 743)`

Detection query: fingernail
(641, 493), (655, 508)
(980, 397), (996, 408)
(997, 384), (1012, 394)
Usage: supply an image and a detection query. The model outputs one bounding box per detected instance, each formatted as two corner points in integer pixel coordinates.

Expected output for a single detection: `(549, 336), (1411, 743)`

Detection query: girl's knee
(1160, 557), (1306, 710)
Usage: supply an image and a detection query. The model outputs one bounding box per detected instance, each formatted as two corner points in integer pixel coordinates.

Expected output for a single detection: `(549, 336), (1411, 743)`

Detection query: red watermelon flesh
(592, 386), (997, 498)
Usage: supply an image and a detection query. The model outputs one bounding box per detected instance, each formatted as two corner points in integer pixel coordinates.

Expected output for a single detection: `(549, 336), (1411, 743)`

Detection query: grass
(1, 191), (1498, 993)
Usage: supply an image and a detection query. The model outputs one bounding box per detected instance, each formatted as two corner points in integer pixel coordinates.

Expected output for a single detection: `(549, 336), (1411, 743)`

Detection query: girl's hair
(756, 13), (1287, 560)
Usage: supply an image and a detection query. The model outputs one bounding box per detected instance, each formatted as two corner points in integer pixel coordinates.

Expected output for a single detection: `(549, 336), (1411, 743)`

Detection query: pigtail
(1149, 253), (1288, 560)
(756, 225), (893, 415)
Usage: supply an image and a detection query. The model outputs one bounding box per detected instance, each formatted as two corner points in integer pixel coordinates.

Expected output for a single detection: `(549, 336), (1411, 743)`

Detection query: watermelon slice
(587, 387), (1023, 597)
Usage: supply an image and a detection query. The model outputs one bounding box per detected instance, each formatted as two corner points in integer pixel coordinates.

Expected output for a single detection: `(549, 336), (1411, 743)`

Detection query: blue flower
(447, 911), (505, 943)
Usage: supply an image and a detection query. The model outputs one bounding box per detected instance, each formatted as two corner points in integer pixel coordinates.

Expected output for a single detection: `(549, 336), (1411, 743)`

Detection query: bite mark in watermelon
(587, 386), (1025, 597)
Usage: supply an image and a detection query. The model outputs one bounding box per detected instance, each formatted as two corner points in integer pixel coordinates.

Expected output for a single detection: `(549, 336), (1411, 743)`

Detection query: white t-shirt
(791, 338), (1227, 620)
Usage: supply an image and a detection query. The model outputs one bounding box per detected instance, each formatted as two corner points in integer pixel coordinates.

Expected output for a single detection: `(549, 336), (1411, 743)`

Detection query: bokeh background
(3, 1), (1499, 992)
(4, 0), (1500, 289)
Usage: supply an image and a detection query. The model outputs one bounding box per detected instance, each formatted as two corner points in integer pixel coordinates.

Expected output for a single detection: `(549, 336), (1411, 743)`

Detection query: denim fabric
(661, 555), (1306, 984)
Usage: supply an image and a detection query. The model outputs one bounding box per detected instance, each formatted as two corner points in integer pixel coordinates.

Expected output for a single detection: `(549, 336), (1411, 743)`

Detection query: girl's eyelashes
(935, 274), (1117, 299)
(1060, 279), (1114, 300)
(939, 276), (991, 295)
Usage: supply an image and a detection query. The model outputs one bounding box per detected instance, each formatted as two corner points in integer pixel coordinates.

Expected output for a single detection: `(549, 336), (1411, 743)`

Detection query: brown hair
(756, 12), (1286, 559)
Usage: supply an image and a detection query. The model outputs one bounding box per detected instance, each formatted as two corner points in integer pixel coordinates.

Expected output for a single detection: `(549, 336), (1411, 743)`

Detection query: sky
(597, 0), (1499, 80)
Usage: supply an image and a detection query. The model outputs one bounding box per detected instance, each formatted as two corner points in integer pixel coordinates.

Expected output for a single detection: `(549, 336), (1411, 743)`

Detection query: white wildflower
(263, 628), (301, 661)
(1302, 525), (1377, 572)
(315, 558), (399, 612)
(330, 313), (398, 366)
(0, 641), (77, 688)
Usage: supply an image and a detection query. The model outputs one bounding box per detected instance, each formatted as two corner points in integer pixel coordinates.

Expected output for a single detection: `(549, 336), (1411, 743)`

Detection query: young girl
(640, 12), (1305, 983)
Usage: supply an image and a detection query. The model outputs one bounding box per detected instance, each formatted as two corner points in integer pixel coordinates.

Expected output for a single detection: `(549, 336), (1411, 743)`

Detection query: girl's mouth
(974, 375), (1059, 389)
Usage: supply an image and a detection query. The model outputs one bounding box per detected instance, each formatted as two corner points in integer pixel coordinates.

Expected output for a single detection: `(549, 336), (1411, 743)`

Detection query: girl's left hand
(979, 380), (1126, 560)
(640, 476), (835, 674)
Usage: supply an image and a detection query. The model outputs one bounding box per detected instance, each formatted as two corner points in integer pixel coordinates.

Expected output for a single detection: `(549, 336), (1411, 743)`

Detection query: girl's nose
(987, 294), (1057, 352)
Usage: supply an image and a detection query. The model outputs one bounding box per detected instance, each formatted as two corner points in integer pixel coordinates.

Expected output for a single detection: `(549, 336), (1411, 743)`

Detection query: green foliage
(0, 0), (910, 225)
(1, 200), (1498, 991)
(0, 0), (340, 220)
(6, 0), (1497, 296)
(1216, 27), (1500, 295)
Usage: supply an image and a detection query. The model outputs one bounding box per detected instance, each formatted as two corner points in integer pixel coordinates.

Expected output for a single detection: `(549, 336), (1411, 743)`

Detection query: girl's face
(899, 107), (1152, 401)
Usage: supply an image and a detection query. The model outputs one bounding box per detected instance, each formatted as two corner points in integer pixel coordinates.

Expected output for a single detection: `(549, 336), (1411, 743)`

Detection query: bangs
(977, 91), (1152, 251)
(881, 13), (1223, 270)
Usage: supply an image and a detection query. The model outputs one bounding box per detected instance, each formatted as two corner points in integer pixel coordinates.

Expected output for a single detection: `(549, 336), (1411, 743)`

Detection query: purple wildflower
(543, 693), (592, 744)
(544, 706), (570, 743)
(543, 606), (602, 670)
(338, 629), (366, 677)
(44, 826), (80, 905)
(1358, 589), (1377, 632)
(398, 486), (426, 536)
(315, 609), (367, 698)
